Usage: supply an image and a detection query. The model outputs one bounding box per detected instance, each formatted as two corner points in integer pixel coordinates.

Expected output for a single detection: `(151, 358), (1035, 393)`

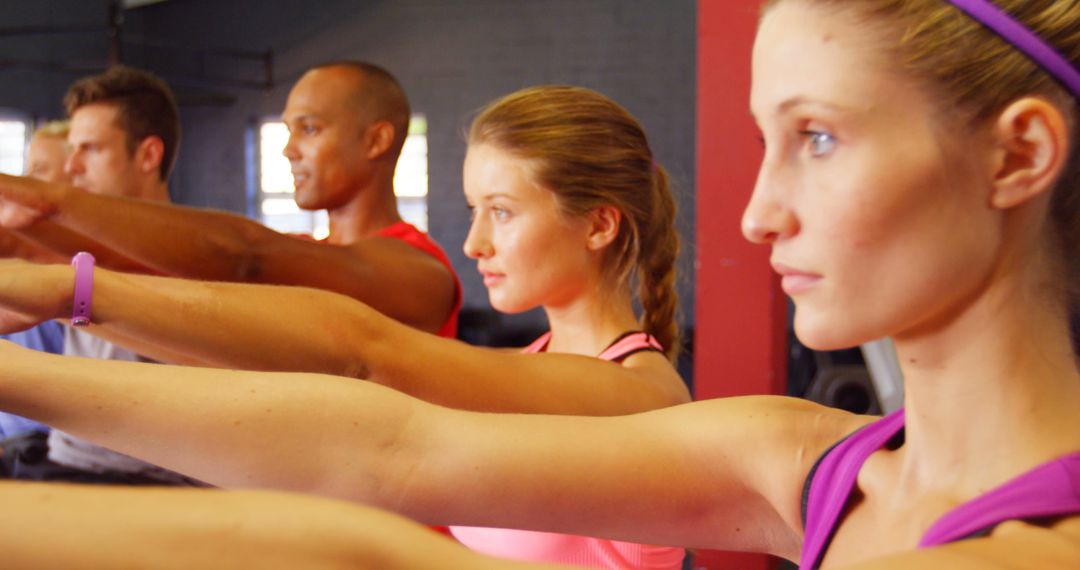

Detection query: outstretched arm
(1, 185), (153, 271)
(0, 483), (540, 570)
(0, 340), (862, 558)
(8, 221), (155, 272)
(0, 259), (688, 414)
(0, 173), (455, 333)
(0, 228), (64, 263)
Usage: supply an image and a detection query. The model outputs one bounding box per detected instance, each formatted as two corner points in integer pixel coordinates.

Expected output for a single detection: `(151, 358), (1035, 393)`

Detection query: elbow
(667, 381), (693, 406)
(225, 227), (271, 282)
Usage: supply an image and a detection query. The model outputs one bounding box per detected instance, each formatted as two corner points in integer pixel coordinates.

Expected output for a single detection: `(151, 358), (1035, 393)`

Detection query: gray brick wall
(0, 0), (696, 341)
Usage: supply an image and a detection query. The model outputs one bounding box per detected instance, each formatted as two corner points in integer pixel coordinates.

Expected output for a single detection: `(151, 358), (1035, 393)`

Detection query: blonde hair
(34, 120), (70, 138)
(468, 86), (682, 361)
(764, 0), (1080, 306)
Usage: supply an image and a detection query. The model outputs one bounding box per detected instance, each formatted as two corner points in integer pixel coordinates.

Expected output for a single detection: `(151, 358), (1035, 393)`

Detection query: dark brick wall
(0, 0), (696, 343)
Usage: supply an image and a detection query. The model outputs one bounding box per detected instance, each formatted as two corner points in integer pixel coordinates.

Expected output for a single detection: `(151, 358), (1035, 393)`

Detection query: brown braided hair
(468, 85), (682, 360)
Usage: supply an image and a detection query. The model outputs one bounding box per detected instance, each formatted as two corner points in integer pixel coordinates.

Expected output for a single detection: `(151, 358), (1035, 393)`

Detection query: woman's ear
(585, 205), (622, 251)
(989, 97), (1070, 210)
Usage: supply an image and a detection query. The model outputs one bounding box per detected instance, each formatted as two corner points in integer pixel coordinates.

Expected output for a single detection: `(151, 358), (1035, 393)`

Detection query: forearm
(12, 220), (151, 272)
(0, 483), (510, 570)
(93, 269), (380, 374)
(55, 189), (267, 280)
(0, 344), (421, 499)
(362, 324), (691, 414)
(0, 227), (66, 263)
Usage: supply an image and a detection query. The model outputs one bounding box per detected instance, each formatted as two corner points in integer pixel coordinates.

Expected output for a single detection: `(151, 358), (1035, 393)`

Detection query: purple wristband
(70, 252), (95, 327)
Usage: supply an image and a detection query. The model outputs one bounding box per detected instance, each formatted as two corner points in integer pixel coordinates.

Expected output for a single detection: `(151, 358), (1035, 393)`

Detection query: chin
(487, 295), (536, 316)
(292, 191), (317, 210)
(793, 316), (867, 352)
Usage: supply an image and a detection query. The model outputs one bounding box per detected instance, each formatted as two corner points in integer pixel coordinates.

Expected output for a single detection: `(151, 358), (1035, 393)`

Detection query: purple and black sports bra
(800, 409), (1080, 568)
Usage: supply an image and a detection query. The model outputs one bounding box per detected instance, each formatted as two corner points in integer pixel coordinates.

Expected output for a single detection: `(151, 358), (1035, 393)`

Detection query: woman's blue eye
(800, 130), (836, 156)
(492, 207), (511, 221)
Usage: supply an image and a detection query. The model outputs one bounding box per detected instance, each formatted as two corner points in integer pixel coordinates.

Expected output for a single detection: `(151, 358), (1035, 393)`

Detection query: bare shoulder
(841, 518), (1080, 569)
(618, 350), (692, 404)
(614, 396), (872, 558)
(675, 395), (874, 444)
(349, 234), (455, 280)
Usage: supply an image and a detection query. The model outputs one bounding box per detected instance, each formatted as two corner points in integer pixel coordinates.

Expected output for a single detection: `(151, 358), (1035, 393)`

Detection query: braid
(637, 165), (681, 362)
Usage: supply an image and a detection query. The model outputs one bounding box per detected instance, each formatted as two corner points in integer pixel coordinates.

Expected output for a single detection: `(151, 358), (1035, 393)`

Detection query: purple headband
(945, 0), (1080, 100)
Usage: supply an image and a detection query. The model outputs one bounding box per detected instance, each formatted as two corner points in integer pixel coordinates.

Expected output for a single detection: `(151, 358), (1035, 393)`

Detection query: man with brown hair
(0, 67), (189, 484)
(0, 62), (458, 338)
(0, 62), (460, 484)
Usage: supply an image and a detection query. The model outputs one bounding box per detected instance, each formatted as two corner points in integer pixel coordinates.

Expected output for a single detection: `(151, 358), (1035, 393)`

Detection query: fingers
(0, 174), (61, 215)
(0, 200), (48, 229)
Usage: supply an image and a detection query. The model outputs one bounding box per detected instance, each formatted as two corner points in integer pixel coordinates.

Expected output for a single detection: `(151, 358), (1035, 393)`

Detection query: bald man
(0, 62), (459, 340)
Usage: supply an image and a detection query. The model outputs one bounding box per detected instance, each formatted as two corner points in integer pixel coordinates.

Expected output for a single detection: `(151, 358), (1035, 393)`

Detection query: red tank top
(292, 222), (461, 338)
(375, 222), (461, 338)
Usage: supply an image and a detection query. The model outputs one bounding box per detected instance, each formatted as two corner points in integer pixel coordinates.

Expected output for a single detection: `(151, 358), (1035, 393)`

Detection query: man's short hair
(310, 61), (411, 157)
(64, 66), (181, 181)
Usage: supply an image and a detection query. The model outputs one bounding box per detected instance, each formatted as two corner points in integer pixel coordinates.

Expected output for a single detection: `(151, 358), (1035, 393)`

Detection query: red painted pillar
(694, 1), (787, 568)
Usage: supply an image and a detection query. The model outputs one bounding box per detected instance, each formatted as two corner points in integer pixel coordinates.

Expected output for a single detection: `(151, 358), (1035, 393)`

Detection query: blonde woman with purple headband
(0, 0), (1078, 567)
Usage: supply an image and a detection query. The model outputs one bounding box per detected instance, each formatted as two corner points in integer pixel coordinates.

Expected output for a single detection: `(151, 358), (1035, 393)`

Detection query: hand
(0, 198), (48, 230)
(0, 174), (62, 224)
(0, 258), (69, 332)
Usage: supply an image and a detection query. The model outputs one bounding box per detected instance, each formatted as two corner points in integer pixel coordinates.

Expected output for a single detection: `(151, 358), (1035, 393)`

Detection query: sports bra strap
(596, 331), (664, 362)
(520, 331), (664, 362)
(801, 411), (1080, 568)
(800, 409), (906, 569)
(521, 332), (553, 354)
(919, 451), (1080, 547)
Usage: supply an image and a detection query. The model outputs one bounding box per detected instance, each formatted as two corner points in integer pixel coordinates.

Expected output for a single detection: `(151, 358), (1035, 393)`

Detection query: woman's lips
(772, 262), (822, 295)
(479, 271), (505, 287)
(781, 273), (821, 295)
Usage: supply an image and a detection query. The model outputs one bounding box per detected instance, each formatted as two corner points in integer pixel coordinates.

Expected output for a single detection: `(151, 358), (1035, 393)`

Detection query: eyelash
(467, 205), (512, 222)
(798, 129), (837, 157)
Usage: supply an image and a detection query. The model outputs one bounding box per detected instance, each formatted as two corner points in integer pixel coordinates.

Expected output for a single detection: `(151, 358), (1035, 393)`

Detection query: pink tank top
(451, 331), (685, 569)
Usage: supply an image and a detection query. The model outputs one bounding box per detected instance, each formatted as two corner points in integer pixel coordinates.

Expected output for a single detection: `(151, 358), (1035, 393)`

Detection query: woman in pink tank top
(0, 2), (1079, 568)
(0, 85), (690, 568)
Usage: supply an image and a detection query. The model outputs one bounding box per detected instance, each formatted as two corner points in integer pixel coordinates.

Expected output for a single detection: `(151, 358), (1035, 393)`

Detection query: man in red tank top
(0, 62), (460, 339)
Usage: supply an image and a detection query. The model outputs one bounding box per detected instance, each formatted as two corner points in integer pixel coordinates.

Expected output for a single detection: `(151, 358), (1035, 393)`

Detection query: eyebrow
(750, 95), (863, 123)
(777, 96), (855, 114)
(464, 192), (520, 205)
(282, 113), (323, 123)
(480, 192), (519, 202)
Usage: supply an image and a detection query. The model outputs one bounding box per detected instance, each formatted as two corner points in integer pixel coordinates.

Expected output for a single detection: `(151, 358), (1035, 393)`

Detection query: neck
(325, 165), (401, 245)
(542, 281), (641, 357)
(132, 178), (170, 203)
(891, 268), (1080, 495)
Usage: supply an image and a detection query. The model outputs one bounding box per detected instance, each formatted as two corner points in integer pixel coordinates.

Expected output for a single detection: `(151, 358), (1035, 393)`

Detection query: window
(254, 114), (429, 239)
(0, 113), (30, 176)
